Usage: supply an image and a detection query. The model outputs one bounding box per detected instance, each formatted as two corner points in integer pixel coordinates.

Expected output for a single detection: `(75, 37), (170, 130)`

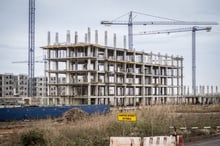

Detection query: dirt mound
(63, 108), (88, 122)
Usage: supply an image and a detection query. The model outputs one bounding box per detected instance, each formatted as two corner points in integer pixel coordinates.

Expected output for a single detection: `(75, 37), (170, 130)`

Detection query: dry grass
(3, 104), (220, 146)
(173, 104), (220, 113)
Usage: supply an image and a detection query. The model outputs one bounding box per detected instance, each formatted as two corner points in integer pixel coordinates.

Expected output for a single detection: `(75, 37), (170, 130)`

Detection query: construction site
(0, 1), (219, 107)
(40, 25), (220, 106)
(42, 29), (183, 106)
(1, 1), (220, 146)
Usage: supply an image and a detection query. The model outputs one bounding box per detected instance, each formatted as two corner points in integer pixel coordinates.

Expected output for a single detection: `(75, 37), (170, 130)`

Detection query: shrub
(20, 128), (46, 146)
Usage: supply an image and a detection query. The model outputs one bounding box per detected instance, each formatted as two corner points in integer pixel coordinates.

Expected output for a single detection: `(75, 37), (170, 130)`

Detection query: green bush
(20, 128), (46, 146)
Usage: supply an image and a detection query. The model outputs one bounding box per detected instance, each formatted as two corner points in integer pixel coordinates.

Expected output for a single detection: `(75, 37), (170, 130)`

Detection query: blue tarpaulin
(0, 104), (110, 121)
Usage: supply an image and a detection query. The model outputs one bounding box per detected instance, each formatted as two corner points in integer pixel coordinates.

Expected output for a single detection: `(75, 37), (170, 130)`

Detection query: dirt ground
(0, 105), (220, 145)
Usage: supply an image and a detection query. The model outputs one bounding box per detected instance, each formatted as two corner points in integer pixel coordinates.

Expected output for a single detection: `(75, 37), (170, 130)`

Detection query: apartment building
(0, 74), (17, 97)
(17, 74), (28, 97)
(42, 29), (184, 106)
(0, 74), (48, 98)
(34, 77), (47, 97)
(0, 74), (28, 97)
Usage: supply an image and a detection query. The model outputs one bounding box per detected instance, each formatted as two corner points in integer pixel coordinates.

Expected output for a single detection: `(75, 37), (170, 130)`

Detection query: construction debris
(63, 108), (88, 122)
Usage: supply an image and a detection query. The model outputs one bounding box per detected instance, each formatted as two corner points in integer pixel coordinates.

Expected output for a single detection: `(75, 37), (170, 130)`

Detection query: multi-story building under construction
(0, 74), (28, 97)
(41, 28), (184, 106)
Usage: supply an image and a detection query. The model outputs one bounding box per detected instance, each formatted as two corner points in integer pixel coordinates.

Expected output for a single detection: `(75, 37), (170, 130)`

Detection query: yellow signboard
(118, 113), (137, 122)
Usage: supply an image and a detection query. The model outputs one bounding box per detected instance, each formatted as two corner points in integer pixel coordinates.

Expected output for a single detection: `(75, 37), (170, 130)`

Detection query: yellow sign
(118, 113), (137, 122)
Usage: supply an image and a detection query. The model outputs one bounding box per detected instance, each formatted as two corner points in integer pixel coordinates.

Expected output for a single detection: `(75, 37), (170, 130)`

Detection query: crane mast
(192, 28), (196, 96)
(134, 26), (212, 96)
(101, 11), (218, 96)
(28, 0), (35, 97)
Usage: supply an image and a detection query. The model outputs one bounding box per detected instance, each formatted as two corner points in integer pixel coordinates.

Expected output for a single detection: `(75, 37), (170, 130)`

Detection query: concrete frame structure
(1, 29), (219, 106)
(0, 74), (16, 97)
(42, 29), (184, 106)
(34, 77), (47, 97)
(0, 74), (28, 97)
(0, 74), (48, 98)
(17, 74), (28, 97)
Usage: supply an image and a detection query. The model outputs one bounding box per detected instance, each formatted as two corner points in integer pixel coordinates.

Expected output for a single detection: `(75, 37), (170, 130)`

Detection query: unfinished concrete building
(17, 74), (28, 97)
(34, 77), (47, 97)
(42, 28), (184, 106)
(0, 74), (28, 97)
(0, 74), (16, 97)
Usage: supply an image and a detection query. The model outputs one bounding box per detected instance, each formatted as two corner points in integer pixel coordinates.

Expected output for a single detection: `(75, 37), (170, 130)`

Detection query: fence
(0, 104), (110, 121)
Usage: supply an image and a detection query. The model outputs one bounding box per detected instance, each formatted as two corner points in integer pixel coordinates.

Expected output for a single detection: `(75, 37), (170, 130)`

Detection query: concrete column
(95, 44), (99, 98)
(74, 31), (78, 44)
(150, 52), (153, 64)
(55, 32), (59, 45)
(207, 85), (209, 95)
(95, 30), (98, 44)
(95, 98), (98, 104)
(85, 33), (88, 43)
(199, 85), (202, 95)
(66, 48), (71, 97)
(180, 57), (183, 96)
(88, 27), (91, 43)
(123, 94), (128, 106)
(211, 85), (213, 95)
(55, 50), (59, 97)
(176, 56), (180, 97)
(87, 46), (91, 105)
(158, 53), (161, 64)
(104, 31), (108, 46)
(46, 97), (49, 105)
(150, 65), (153, 97)
(171, 55), (174, 96)
(66, 30), (71, 44)
(113, 33), (116, 48)
(158, 54), (162, 97)
(203, 85), (205, 95)
(105, 85), (108, 98)
(196, 86), (198, 95)
(114, 97), (118, 106)
(47, 50), (51, 96)
(187, 86), (189, 96)
(95, 85), (98, 96)
(164, 54), (168, 65)
(183, 86), (186, 96)
(123, 35), (127, 49)
(47, 31), (51, 46)
(142, 60), (145, 106)
(201, 85), (204, 95)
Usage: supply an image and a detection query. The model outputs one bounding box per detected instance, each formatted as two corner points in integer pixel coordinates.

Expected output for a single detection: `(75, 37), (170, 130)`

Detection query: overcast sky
(0, 0), (220, 89)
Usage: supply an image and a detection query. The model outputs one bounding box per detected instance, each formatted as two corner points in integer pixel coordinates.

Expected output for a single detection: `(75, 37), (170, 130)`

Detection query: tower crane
(101, 11), (218, 50)
(134, 26), (212, 96)
(28, 0), (35, 97)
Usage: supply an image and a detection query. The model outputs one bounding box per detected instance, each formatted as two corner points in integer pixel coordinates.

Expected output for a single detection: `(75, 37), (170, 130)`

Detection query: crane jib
(101, 21), (218, 26)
